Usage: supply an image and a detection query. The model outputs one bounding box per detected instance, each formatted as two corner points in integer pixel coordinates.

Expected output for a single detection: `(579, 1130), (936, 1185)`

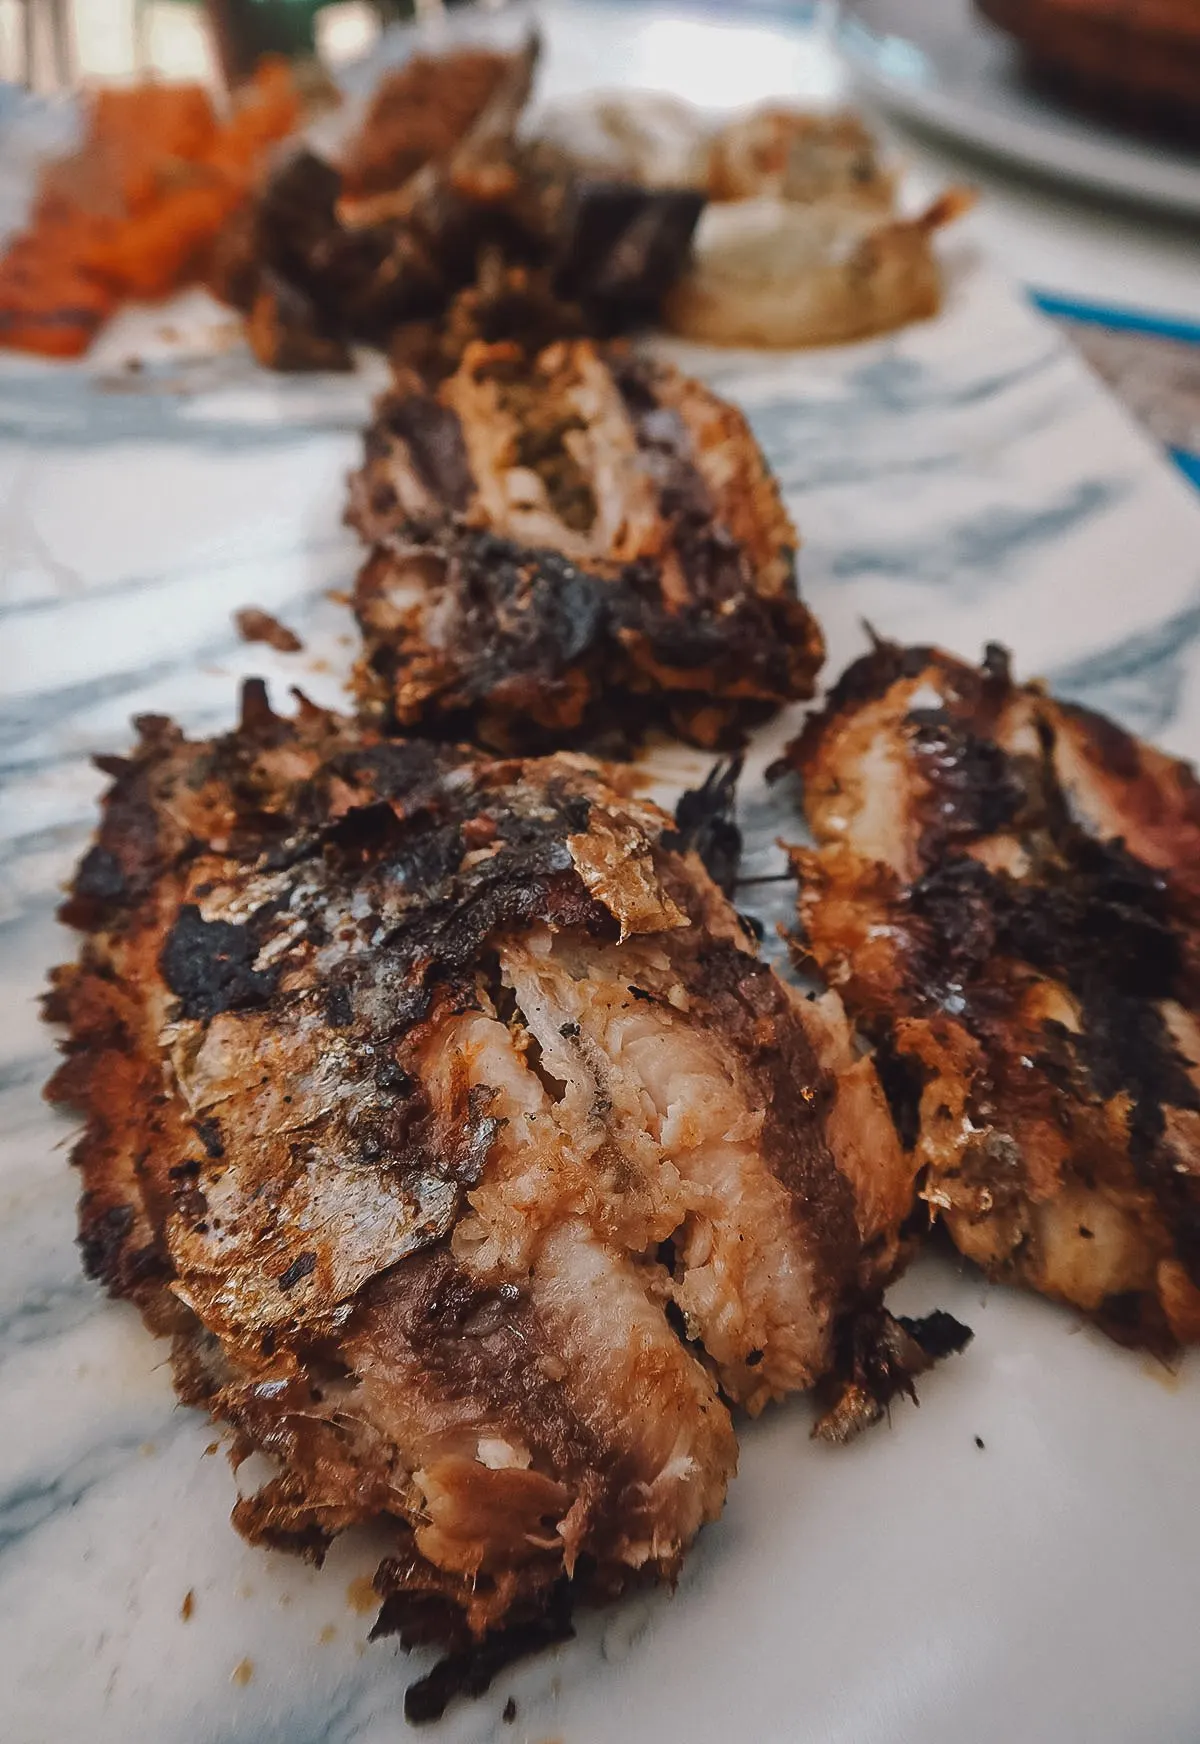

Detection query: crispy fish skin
(46, 686), (912, 1690)
(783, 639), (1200, 1350)
(347, 337), (823, 751)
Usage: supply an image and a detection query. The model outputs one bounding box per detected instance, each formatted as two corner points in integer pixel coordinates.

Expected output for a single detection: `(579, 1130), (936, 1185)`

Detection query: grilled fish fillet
(46, 684), (913, 1713)
(783, 639), (1200, 1350)
(346, 337), (823, 751)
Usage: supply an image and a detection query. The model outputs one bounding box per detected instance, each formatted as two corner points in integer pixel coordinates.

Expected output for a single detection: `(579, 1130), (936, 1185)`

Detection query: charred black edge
(356, 526), (806, 755)
(1094, 1288), (1181, 1358)
(663, 757), (744, 895)
(784, 638), (1200, 1311)
(554, 184), (706, 316)
(779, 637), (1016, 780)
(897, 1308), (974, 1362)
(159, 902), (282, 1021)
(869, 1028), (932, 1155)
(372, 1576), (576, 1725)
(811, 1297), (973, 1443)
(902, 731), (1200, 1282)
(351, 345), (819, 751)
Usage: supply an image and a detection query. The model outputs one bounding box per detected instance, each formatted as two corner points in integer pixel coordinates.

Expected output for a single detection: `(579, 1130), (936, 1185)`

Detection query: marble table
(4, 9), (1200, 1743)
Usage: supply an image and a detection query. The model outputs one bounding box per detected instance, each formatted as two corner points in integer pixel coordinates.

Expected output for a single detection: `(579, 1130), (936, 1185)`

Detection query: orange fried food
(0, 62), (301, 359)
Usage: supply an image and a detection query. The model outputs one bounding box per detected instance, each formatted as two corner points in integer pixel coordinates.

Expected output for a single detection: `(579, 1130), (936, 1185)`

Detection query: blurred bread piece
(534, 97), (896, 204)
(529, 92), (971, 353)
(663, 189), (973, 349)
(708, 106), (895, 207)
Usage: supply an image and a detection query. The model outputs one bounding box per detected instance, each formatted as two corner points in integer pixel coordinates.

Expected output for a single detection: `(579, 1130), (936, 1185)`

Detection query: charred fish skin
(46, 684), (913, 1713)
(783, 638), (1200, 1351)
(347, 338), (824, 752)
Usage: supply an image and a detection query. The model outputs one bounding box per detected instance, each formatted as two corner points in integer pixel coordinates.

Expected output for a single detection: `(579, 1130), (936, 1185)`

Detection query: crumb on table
(234, 607), (304, 653)
(346, 1575), (378, 1614)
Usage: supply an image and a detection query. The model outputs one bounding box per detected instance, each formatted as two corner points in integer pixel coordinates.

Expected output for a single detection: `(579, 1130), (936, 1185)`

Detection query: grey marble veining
(5, 22), (1200, 1744)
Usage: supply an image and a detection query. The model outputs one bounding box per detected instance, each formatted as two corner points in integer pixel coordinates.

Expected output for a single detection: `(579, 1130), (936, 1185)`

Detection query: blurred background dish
(837, 0), (1200, 216)
(976, 0), (1200, 145)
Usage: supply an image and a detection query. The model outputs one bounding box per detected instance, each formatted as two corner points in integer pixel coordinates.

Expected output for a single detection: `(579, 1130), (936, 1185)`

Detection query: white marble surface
(887, 130), (1200, 327)
(4, 9), (1200, 1744)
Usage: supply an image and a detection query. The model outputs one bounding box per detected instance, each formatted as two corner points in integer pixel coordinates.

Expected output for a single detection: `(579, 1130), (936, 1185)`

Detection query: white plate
(5, 8), (1200, 1744)
(838, 0), (1200, 216)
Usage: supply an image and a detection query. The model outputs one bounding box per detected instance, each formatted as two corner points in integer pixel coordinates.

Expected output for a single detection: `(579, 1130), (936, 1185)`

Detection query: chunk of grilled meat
(210, 36), (705, 376)
(347, 338), (823, 751)
(783, 639), (1200, 1350)
(339, 46), (515, 201)
(46, 685), (913, 1708)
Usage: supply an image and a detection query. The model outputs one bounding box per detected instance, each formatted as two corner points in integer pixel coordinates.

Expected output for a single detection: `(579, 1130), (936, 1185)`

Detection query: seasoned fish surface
(47, 687), (912, 1704)
(347, 338), (824, 750)
(785, 640), (1200, 1349)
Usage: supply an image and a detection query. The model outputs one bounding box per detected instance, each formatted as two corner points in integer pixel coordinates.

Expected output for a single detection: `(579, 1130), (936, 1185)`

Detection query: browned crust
(46, 685), (911, 1704)
(782, 640), (1200, 1349)
(346, 339), (823, 752)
